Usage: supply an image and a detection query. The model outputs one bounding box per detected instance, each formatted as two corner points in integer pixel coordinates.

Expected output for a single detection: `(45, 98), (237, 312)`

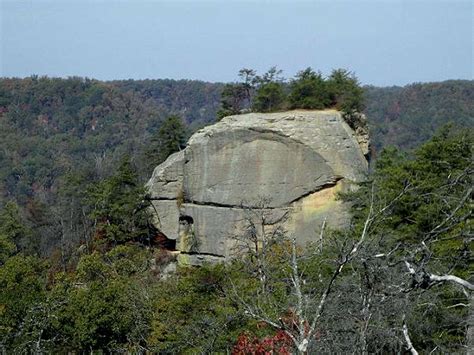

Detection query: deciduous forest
(0, 73), (472, 353)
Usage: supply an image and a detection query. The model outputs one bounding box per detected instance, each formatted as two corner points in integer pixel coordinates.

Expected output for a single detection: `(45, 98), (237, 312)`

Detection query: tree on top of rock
(217, 84), (248, 119)
(238, 68), (257, 105)
(252, 67), (287, 113)
(217, 69), (257, 120)
(288, 68), (331, 110)
(327, 68), (365, 114)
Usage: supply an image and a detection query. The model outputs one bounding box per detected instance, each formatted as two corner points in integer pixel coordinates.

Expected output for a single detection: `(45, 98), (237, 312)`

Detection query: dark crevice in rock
(180, 251), (225, 258)
(246, 127), (306, 145)
(149, 177), (344, 211)
(184, 177), (344, 209)
(160, 179), (179, 186)
(287, 176), (344, 205)
(179, 215), (194, 224)
(148, 197), (177, 201)
(182, 177), (344, 210)
(155, 233), (177, 251)
(184, 199), (279, 210)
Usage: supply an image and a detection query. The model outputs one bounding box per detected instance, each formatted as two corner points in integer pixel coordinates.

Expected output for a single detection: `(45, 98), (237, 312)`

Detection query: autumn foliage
(232, 331), (293, 355)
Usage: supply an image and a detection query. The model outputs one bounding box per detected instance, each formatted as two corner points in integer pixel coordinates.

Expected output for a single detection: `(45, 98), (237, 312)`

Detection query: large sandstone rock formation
(146, 110), (369, 265)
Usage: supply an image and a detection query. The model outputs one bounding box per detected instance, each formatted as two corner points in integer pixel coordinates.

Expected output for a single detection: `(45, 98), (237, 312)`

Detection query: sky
(1, 0), (472, 86)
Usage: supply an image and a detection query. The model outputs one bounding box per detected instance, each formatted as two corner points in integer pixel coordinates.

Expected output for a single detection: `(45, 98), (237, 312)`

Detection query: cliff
(146, 110), (369, 265)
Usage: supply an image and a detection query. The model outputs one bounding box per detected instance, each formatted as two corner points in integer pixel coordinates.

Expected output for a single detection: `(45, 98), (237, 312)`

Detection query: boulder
(146, 110), (369, 264)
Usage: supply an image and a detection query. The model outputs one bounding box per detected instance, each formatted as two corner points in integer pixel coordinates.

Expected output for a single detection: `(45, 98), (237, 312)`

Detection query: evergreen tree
(252, 82), (286, 112)
(217, 83), (248, 119)
(238, 68), (257, 105)
(85, 158), (151, 246)
(252, 67), (286, 113)
(327, 68), (365, 114)
(288, 68), (330, 109)
(147, 115), (186, 170)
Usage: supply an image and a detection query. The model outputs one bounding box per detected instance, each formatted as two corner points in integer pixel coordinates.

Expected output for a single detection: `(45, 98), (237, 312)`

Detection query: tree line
(218, 67), (365, 127)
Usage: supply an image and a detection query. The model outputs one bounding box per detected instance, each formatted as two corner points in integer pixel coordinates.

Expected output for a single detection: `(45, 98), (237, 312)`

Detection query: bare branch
(428, 274), (474, 291)
(290, 238), (307, 349)
(404, 261), (416, 276)
(404, 260), (474, 291)
(426, 186), (472, 239)
(446, 303), (469, 309)
(318, 218), (326, 253)
(402, 316), (419, 355)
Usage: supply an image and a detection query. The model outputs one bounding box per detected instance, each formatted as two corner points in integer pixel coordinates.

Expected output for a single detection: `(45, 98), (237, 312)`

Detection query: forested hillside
(0, 77), (472, 256)
(0, 77), (220, 255)
(365, 80), (474, 152)
(1, 127), (471, 353)
(112, 79), (223, 128)
(0, 75), (472, 353)
(2, 0), (472, 350)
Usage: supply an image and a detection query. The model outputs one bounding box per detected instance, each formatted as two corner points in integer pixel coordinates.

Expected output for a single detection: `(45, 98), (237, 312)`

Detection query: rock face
(146, 110), (369, 264)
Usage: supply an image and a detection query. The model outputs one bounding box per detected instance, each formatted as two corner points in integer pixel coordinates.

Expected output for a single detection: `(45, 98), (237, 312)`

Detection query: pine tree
(85, 158), (151, 246)
(327, 68), (365, 114)
(146, 115), (186, 170)
(252, 67), (286, 112)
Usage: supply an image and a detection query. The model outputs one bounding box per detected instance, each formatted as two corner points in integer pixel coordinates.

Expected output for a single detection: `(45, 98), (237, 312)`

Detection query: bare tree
(230, 198), (288, 293)
(227, 165), (472, 353)
(228, 186), (405, 353)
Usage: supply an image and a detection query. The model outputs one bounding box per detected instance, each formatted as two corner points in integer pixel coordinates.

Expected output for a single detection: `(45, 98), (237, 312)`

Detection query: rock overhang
(146, 110), (369, 264)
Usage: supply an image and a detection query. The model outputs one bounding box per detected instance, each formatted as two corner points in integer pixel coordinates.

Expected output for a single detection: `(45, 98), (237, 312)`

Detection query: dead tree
(228, 185), (405, 353)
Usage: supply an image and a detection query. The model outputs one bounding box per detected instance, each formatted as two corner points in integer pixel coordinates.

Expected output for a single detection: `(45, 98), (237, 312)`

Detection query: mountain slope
(364, 80), (474, 152)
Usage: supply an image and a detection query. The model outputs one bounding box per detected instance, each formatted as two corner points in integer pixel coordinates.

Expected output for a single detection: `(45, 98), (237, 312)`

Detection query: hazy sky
(1, 0), (472, 86)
